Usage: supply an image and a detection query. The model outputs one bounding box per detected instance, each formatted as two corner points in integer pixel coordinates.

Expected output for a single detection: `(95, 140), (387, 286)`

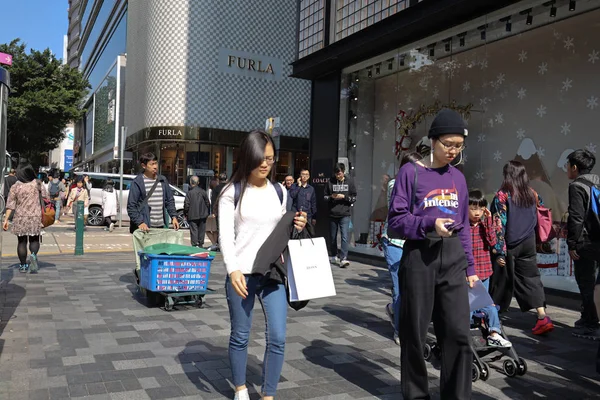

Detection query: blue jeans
(329, 216), (350, 260)
(54, 199), (61, 221)
(226, 274), (287, 396)
(474, 279), (501, 334)
(382, 237), (402, 333)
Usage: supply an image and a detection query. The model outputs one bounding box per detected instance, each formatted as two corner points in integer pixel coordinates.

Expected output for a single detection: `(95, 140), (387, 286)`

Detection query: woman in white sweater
(218, 130), (307, 400)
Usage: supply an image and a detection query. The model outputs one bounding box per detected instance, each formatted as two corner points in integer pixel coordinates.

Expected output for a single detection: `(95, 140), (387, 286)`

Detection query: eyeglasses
(263, 156), (275, 165)
(438, 139), (466, 152)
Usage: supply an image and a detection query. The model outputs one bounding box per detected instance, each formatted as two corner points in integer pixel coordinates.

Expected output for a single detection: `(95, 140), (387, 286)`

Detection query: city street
(0, 242), (599, 399)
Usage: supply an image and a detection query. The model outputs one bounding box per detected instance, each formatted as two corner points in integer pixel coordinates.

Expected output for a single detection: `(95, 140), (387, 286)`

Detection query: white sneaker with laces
(487, 333), (512, 348)
(233, 388), (250, 400)
(340, 259), (350, 268)
(109, 222), (115, 232)
(330, 256), (340, 265)
(393, 332), (400, 346)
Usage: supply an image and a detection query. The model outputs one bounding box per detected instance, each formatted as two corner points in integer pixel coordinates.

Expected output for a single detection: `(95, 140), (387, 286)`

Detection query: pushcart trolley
(138, 252), (215, 311)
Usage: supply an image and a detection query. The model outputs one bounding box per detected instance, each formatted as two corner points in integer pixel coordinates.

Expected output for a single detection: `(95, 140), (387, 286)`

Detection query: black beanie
(428, 108), (468, 139)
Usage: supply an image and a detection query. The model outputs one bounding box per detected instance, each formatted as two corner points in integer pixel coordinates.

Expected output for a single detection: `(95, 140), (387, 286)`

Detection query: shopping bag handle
(292, 227), (314, 246)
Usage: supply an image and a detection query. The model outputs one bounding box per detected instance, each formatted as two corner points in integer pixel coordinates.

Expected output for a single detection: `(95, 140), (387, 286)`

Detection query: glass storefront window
(80, 0), (117, 70)
(93, 64), (117, 154)
(339, 2), (600, 263)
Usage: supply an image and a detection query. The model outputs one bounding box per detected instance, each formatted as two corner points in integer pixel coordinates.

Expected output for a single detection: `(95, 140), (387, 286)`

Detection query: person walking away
(102, 179), (119, 232)
(48, 174), (66, 223)
(468, 190), (512, 348)
(324, 163), (357, 268)
(382, 152), (422, 347)
(127, 153), (180, 282)
(67, 177), (90, 227)
(3, 168), (17, 200)
(2, 164), (49, 273)
(289, 169), (318, 226)
(184, 176), (211, 247)
(388, 108), (476, 400)
(208, 172), (228, 251)
(566, 149), (600, 339)
(218, 130), (307, 400)
(489, 160), (554, 335)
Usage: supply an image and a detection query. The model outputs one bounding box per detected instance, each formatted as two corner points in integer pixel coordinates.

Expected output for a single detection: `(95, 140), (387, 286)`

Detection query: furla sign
(219, 48), (282, 81)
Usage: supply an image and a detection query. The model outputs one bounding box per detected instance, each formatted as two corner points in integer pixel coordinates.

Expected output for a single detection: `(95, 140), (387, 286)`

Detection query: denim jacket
(127, 174), (177, 229)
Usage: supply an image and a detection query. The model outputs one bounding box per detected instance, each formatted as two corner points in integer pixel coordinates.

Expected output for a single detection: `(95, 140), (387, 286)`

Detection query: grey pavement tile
(104, 381), (126, 393)
(121, 378), (143, 391)
(101, 370), (136, 382)
(86, 382), (108, 395)
(108, 390), (151, 400)
(48, 386), (69, 400)
(27, 389), (50, 400)
(144, 386), (185, 400)
(138, 378), (161, 390)
(67, 384), (88, 397)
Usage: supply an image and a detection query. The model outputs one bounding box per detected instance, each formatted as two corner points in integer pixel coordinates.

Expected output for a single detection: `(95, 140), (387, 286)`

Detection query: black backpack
(49, 181), (60, 198)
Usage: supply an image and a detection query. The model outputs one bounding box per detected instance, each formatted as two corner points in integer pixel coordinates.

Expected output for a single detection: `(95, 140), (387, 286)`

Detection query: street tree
(0, 39), (89, 167)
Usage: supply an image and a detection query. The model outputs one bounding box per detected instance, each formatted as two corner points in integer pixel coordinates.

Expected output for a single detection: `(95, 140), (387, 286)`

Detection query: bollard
(74, 200), (84, 256)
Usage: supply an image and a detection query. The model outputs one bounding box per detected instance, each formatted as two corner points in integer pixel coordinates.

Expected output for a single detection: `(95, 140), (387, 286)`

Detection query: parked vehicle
(72, 172), (189, 228)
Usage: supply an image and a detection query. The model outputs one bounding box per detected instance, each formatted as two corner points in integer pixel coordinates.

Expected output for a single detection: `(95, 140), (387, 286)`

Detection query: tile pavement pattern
(0, 253), (599, 399)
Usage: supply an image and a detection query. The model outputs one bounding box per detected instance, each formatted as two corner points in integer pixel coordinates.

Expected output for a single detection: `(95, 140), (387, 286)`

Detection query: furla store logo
(219, 48), (282, 81)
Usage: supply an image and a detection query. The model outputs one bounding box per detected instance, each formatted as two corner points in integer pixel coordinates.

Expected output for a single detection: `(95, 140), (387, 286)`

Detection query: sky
(0, 0), (69, 59)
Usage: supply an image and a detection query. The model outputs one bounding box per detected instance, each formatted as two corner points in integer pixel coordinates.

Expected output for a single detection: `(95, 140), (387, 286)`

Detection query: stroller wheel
(472, 362), (481, 382)
(517, 357), (528, 375)
(424, 344), (432, 361)
(432, 344), (442, 360)
(480, 361), (491, 381)
(503, 359), (518, 377)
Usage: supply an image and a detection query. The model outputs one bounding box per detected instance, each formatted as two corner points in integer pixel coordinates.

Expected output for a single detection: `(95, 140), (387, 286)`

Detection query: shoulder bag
(130, 177), (161, 233)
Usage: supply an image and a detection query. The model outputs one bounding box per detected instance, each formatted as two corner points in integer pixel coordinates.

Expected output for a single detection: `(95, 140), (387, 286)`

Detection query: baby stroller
(424, 310), (527, 382)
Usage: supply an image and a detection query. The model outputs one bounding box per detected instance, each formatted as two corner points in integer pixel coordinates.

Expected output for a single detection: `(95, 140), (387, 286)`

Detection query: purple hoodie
(388, 163), (475, 276)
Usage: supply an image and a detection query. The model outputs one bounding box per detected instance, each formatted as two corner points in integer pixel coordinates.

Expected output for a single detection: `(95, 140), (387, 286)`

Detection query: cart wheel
(503, 359), (518, 377)
(194, 296), (204, 308)
(423, 344), (432, 361)
(517, 357), (528, 376)
(480, 362), (490, 381)
(472, 362), (481, 382)
(432, 344), (441, 360)
(164, 297), (174, 311)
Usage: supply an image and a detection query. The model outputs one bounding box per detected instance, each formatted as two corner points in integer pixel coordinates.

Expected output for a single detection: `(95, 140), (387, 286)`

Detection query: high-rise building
(70, 0), (311, 189)
(66, 0), (81, 69)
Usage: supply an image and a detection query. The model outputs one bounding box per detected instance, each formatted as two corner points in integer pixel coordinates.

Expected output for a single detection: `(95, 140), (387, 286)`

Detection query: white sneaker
(487, 333), (512, 348)
(393, 332), (400, 346)
(340, 259), (350, 268)
(330, 256), (340, 265)
(109, 222), (115, 232)
(233, 388), (250, 400)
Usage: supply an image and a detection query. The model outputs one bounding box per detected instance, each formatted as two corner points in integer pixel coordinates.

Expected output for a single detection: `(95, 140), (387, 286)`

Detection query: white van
(73, 172), (188, 228)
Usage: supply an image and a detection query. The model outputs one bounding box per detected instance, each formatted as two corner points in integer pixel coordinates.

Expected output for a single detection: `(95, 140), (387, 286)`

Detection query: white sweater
(218, 181), (287, 275)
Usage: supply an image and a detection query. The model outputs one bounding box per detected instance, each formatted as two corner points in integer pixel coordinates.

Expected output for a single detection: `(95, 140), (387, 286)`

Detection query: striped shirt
(144, 177), (164, 228)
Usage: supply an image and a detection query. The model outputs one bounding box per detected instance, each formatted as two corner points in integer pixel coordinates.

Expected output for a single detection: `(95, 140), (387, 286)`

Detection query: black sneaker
(574, 318), (585, 328)
(573, 326), (600, 341)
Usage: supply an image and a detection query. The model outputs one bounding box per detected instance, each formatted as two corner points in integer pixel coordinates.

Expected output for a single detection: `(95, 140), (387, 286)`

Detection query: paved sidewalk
(0, 253), (599, 399)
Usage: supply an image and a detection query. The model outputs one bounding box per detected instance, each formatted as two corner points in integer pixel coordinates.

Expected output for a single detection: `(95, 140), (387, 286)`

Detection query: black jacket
(251, 211), (311, 311)
(289, 183), (318, 221)
(3, 175), (17, 199)
(568, 174), (600, 250)
(324, 175), (357, 218)
(184, 186), (210, 220)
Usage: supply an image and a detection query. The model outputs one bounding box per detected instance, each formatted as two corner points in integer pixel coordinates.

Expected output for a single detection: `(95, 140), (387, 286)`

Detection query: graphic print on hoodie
(324, 175), (357, 218)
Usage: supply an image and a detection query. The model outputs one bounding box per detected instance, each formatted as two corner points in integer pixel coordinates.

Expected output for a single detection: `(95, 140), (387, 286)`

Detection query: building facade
(70, 0), (311, 189)
(294, 0), (600, 292)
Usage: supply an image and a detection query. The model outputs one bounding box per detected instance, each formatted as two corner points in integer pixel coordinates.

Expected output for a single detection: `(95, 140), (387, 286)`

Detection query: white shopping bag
(286, 237), (336, 302)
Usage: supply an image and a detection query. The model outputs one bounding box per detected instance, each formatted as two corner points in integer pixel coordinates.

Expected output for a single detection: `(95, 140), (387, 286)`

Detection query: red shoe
(532, 316), (554, 335)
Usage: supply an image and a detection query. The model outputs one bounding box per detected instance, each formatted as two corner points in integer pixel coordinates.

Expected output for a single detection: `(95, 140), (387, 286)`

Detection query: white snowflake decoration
(517, 128), (526, 139)
(432, 88), (439, 99)
(406, 95), (413, 105)
(474, 171), (484, 180)
(589, 50), (600, 64)
(517, 88), (527, 100)
(537, 147), (546, 158)
(478, 134), (486, 142)
(495, 112), (504, 124)
(381, 131), (389, 140)
(586, 143), (597, 154)
(518, 50), (528, 63)
(383, 102), (389, 110)
(538, 62), (548, 75)
(496, 73), (506, 85)
(500, 90), (508, 99)
(479, 97), (490, 106)
(553, 29), (561, 40)
(463, 81), (470, 92)
(488, 118), (495, 128)
(381, 160), (387, 169)
(561, 122), (571, 136)
(536, 104), (547, 118)
(563, 36), (575, 50)
(562, 78), (573, 91)
(587, 96), (599, 110)
(479, 59), (488, 70)
(493, 151), (502, 162)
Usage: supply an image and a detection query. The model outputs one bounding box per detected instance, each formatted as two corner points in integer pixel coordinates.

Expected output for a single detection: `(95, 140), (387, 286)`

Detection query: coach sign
(218, 48), (283, 81)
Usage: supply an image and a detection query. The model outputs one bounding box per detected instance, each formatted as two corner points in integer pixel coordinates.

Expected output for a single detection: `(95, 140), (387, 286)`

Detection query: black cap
(428, 108), (469, 139)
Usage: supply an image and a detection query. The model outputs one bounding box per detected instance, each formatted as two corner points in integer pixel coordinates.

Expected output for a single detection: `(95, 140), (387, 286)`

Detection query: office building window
(298, 0), (325, 59)
(335, 0), (407, 41)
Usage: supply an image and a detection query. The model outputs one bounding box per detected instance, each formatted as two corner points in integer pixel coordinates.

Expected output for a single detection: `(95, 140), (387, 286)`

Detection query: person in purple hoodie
(388, 109), (476, 400)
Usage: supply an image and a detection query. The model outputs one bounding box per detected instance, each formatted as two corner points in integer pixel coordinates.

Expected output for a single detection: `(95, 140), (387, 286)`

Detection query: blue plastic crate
(139, 252), (214, 292)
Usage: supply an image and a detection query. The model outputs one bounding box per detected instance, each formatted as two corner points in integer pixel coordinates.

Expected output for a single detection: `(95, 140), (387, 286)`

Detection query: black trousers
(574, 245), (600, 327)
(189, 218), (207, 247)
(400, 234), (472, 400)
(489, 234), (546, 312)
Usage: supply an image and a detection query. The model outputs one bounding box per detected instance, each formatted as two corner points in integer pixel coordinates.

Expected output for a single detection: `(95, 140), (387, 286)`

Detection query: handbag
(286, 236), (336, 302)
(533, 189), (554, 243)
(130, 178), (161, 233)
(39, 183), (56, 228)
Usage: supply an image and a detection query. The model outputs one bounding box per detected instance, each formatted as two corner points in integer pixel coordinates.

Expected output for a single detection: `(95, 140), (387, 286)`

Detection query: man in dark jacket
(127, 152), (179, 234)
(184, 176), (211, 247)
(208, 172), (228, 251)
(289, 169), (317, 225)
(324, 163), (357, 268)
(566, 149), (600, 340)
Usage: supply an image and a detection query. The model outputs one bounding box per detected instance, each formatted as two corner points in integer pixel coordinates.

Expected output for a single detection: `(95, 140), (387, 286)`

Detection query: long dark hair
(220, 130), (276, 212)
(500, 160), (536, 207)
(104, 179), (115, 192)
